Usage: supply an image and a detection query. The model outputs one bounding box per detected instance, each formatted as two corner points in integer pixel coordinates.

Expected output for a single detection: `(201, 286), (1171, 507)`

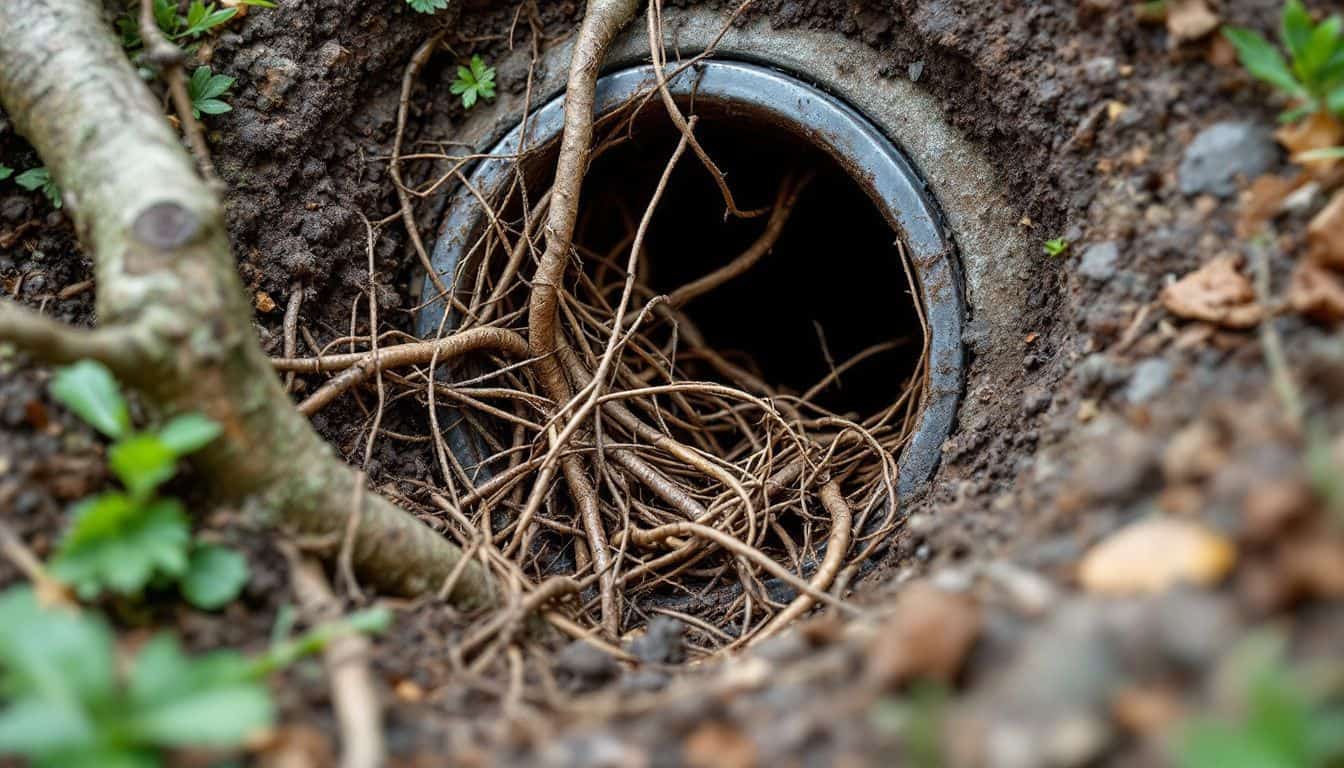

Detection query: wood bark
(0, 0), (492, 607)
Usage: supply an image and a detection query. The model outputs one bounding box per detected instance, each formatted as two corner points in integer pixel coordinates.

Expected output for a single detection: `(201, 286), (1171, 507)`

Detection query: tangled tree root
(273, 0), (930, 660)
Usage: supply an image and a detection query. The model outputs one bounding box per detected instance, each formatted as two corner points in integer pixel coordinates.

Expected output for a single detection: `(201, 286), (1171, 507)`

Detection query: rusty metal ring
(418, 60), (964, 498)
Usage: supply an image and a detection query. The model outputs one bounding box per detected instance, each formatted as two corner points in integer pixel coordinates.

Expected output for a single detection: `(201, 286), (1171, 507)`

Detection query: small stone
(1075, 354), (1129, 395)
(1179, 122), (1279, 198)
(554, 640), (620, 692)
(866, 581), (981, 688)
(628, 616), (685, 665)
(1081, 57), (1118, 84)
(1078, 241), (1120, 282)
(907, 60), (925, 82)
(254, 291), (277, 313)
(1078, 518), (1236, 596)
(1022, 386), (1053, 416)
(1124, 358), (1173, 404)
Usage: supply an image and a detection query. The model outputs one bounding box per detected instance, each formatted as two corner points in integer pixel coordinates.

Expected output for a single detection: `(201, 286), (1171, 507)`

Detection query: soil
(3, 0), (1343, 766)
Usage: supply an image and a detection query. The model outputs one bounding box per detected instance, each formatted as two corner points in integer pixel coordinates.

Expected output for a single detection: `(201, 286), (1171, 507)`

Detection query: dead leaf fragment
(685, 722), (758, 768)
(1289, 260), (1344, 324)
(866, 581), (981, 688)
(1160, 256), (1262, 328)
(1237, 174), (1299, 238)
(1166, 0), (1220, 42)
(1078, 518), (1236, 596)
(1307, 189), (1344, 269)
(255, 291), (277, 313)
(1278, 111), (1344, 175)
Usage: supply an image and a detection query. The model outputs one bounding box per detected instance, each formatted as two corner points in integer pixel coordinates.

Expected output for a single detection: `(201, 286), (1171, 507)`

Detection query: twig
(287, 553), (385, 768)
(138, 0), (220, 188)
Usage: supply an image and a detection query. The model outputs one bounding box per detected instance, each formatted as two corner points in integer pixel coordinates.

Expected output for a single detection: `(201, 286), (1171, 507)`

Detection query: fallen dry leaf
(1307, 189), (1344, 269)
(1078, 518), (1236, 596)
(866, 581), (981, 688)
(255, 290), (277, 313)
(1278, 111), (1344, 175)
(1162, 421), (1226, 483)
(1112, 686), (1186, 737)
(1237, 174), (1300, 238)
(1160, 256), (1262, 328)
(684, 722), (759, 768)
(1242, 478), (1313, 541)
(1289, 259), (1344, 324)
(1166, 0), (1220, 42)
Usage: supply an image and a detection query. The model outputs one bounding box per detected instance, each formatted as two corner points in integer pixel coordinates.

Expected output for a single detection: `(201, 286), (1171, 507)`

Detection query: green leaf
(0, 699), (96, 757)
(239, 0), (278, 6)
(1298, 16), (1342, 87)
(188, 66), (234, 119)
(49, 360), (130, 440)
(109, 434), (177, 498)
(201, 73), (236, 100)
(157, 412), (221, 456)
(130, 684), (273, 746)
(178, 1), (236, 38)
(1179, 722), (1295, 768)
(53, 496), (191, 599)
(15, 167), (61, 209)
(181, 545), (249, 610)
(0, 588), (116, 706)
(1282, 0), (1313, 62)
(1224, 27), (1308, 98)
(0, 164), (12, 180)
(406, 0), (448, 14)
(153, 0), (180, 34)
(450, 55), (496, 110)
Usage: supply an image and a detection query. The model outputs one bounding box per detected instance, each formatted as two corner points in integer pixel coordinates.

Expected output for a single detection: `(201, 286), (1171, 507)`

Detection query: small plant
(0, 586), (390, 767)
(1177, 633), (1344, 768)
(47, 360), (248, 610)
(0, 164), (12, 181)
(1223, 0), (1344, 123)
(187, 65), (236, 118)
(451, 54), (497, 109)
(1043, 237), (1070, 257)
(406, 0), (449, 15)
(15, 167), (61, 209)
(120, 0), (274, 51)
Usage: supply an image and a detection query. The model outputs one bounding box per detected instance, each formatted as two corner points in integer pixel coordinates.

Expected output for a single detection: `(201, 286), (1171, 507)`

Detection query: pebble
(553, 640), (620, 692)
(1178, 121), (1278, 198)
(1077, 241), (1120, 282)
(628, 616), (686, 665)
(1124, 358), (1173, 404)
(1081, 57), (1118, 84)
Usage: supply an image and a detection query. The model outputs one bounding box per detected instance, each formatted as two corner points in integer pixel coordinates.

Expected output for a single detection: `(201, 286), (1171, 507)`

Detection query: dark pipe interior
(583, 104), (921, 418)
(500, 98), (924, 421)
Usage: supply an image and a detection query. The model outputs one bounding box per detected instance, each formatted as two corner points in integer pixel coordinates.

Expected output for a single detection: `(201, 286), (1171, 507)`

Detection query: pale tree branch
(0, 0), (493, 607)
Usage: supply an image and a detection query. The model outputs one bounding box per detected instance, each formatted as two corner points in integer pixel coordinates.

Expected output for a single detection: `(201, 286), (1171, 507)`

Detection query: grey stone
(1179, 121), (1278, 198)
(1075, 354), (1129, 394)
(1125, 358), (1173, 404)
(554, 640), (619, 692)
(1081, 57), (1118, 84)
(628, 616), (686, 665)
(1077, 241), (1120, 282)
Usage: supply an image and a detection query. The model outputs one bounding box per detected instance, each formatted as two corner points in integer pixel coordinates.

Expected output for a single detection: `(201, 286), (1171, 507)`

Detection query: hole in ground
(519, 99), (925, 423)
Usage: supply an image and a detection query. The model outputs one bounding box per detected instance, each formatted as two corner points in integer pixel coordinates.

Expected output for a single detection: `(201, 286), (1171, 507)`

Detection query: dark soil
(3, 0), (1343, 766)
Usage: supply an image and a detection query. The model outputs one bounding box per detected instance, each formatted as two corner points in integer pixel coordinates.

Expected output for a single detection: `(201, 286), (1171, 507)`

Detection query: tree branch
(0, 0), (493, 607)
(0, 300), (146, 373)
